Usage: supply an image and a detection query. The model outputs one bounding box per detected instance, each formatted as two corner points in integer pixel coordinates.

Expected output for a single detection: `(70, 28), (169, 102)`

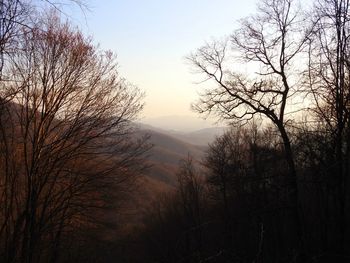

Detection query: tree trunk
(278, 124), (306, 262)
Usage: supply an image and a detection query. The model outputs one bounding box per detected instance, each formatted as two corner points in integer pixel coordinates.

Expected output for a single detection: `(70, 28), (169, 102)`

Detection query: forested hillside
(137, 126), (205, 185)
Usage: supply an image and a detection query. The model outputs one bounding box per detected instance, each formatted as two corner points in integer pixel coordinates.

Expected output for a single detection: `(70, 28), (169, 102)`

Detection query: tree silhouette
(0, 13), (149, 263)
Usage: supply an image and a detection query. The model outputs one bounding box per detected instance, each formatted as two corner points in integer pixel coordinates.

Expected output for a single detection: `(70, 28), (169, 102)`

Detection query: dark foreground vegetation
(1, 0), (350, 262)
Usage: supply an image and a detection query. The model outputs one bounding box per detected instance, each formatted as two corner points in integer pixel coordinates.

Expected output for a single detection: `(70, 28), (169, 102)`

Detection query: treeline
(137, 124), (338, 262)
(0, 1), (149, 262)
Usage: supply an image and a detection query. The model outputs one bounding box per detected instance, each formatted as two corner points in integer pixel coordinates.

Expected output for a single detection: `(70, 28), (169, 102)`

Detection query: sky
(65, 0), (258, 119)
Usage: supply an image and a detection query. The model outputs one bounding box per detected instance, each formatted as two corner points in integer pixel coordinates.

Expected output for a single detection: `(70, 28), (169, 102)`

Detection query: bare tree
(306, 0), (350, 258)
(188, 0), (311, 260)
(0, 0), (86, 98)
(176, 155), (204, 262)
(204, 127), (248, 252)
(0, 13), (148, 263)
(0, 0), (30, 104)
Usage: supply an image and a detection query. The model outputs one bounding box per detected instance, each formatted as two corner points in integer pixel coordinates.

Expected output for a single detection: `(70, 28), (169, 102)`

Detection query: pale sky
(66, 0), (258, 118)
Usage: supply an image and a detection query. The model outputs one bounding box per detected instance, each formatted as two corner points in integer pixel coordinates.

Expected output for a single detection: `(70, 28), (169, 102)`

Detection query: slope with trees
(0, 2), (150, 262)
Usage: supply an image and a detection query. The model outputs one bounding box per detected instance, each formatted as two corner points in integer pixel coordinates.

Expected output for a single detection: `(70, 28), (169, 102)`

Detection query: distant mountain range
(168, 127), (227, 146)
(140, 115), (224, 133)
(135, 119), (228, 190)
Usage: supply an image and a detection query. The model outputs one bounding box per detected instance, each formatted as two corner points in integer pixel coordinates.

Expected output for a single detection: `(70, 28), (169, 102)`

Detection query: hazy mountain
(133, 121), (230, 193)
(168, 127), (228, 146)
(136, 121), (228, 146)
(135, 127), (206, 187)
(140, 115), (220, 132)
